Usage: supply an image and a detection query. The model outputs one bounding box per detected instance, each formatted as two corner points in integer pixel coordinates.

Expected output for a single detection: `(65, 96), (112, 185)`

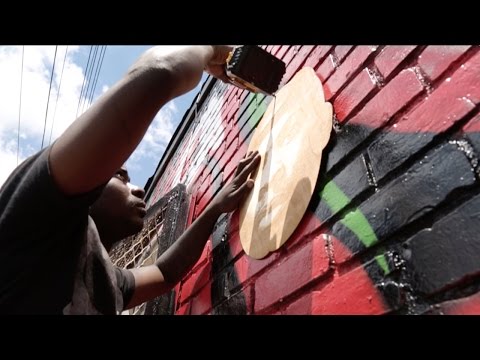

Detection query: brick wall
(146, 45), (480, 315)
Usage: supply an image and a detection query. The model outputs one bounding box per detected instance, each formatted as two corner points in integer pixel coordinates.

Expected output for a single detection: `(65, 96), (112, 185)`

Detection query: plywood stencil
(239, 67), (333, 259)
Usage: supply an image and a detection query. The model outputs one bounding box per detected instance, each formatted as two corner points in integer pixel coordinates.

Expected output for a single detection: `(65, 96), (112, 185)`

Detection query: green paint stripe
(246, 93), (268, 129)
(319, 180), (378, 248)
(319, 179), (351, 213)
(374, 254), (390, 275)
(320, 180), (389, 273)
(340, 210), (378, 248)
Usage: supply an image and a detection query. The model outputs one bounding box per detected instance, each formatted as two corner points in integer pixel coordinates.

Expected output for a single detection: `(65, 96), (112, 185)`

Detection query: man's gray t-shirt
(0, 147), (134, 314)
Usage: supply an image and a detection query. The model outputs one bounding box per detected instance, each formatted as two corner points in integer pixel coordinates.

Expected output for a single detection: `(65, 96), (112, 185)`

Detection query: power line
(80, 45), (99, 114)
(41, 45), (58, 150)
(76, 46), (94, 118)
(86, 45), (107, 111)
(16, 46), (24, 166)
(48, 46), (69, 146)
(91, 46), (107, 103)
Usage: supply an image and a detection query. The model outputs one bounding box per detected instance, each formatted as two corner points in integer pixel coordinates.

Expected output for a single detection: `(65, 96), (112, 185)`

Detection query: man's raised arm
(49, 46), (231, 195)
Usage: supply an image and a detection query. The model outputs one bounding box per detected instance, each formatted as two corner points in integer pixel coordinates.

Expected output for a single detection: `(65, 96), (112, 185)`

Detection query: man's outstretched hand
(210, 151), (261, 214)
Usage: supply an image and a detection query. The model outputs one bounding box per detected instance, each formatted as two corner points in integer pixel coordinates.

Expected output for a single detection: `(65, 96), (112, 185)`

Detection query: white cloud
(0, 45), (89, 187)
(126, 100), (178, 174)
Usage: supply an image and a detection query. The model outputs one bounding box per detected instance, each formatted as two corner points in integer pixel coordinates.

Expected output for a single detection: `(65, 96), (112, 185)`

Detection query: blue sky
(0, 45), (207, 189)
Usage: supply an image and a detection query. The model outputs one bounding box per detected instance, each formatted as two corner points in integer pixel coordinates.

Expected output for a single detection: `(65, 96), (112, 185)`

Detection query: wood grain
(239, 67), (332, 259)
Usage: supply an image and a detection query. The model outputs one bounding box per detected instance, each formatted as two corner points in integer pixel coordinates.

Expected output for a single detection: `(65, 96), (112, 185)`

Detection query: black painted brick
(405, 193), (480, 295)
(314, 154), (372, 222)
(332, 143), (476, 254)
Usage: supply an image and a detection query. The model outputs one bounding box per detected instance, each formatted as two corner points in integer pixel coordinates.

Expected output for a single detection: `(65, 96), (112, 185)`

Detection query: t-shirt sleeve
(114, 267), (135, 309)
(0, 145), (106, 259)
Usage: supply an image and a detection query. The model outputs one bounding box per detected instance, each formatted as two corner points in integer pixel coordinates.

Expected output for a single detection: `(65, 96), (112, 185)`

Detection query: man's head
(90, 166), (146, 251)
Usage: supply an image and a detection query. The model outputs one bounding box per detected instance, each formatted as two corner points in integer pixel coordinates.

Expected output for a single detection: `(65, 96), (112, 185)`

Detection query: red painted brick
(184, 195), (196, 228)
(254, 236), (330, 313)
(225, 102), (239, 126)
(310, 265), (388, 314)
(333, 68), (378, 122)
(269, 310), (283, 315)
(330, 234), (354, 265)
(190, 282), (212, 315)
(210, 140), (226, 165)
(222, 94), (238, 120)
(222, 170), (235, 191)
(270, 45), (283, 56)
(197, 177), (218, 211)
(325, 46), (378, 100)
(228, 227), (244, 260)
(225, 126), (240, 148)
(194, 239), (211, 271)
(210, 171), (224, 199)
(348, 68), (424, 127)
(190, 166), (205, 189)
(226, 210), (244, 255)
(283, 293), (313, 314)
(285, 211), (323, 251)
(195, 188), (212, 218)
(463, 113), (480, 132)
(222, 86), (235, 104)
(282, 46), (299, 66)
(175, 302), (191, 315)
(276, 45), (291, 61)
(179, 260), (211, 303)
(196, 173), (212, 201)
(303, 46), (332, 69)
(243, 285), (255, 314)
(283, 46), (316, 83)
(223, 146), (246, 181)
(395, 51), (480, 133)
(418, 45), (471, 82)
(239, 88), (250, 105)
(316, 54), (337, 82)
(234, 250), (280, 286)
(436, 291), (480, 315)
(335, 45), (353, 62)
(374, 46), (417, 78)
(221, 136), (239, 166)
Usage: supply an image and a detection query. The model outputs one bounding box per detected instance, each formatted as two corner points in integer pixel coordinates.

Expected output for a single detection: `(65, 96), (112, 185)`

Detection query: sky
(0, 45), (207, 190)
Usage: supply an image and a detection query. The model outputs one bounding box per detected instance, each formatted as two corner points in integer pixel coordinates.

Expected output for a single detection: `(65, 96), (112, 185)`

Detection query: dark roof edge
(144, 75), (217, 200)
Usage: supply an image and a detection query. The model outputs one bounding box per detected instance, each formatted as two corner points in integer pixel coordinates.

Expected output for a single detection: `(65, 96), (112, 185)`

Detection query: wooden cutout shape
(239, 67), (333, 259)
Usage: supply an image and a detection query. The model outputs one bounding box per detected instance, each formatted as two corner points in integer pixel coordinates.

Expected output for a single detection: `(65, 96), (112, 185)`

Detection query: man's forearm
(155, 202), (221, 285)
(49, 46), (214, 195)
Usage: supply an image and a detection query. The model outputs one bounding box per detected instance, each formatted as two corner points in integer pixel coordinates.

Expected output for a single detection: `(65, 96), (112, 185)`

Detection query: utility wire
(80, 45), (99, 114)
(85, 45), (103, 107)
(48, 46), (69, 146)
(86, 45), (107, 109)
(41, 46), (58, 150)
(75, 46), (93, 118)
(16, 46), (24, 165)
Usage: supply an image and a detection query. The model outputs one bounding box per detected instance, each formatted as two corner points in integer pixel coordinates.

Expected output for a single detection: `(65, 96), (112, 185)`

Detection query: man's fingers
(236, 153), (261, 183)
(234, 151), (258, 177)
(234, 151), (258, 176)
(205, 65), (229, 82)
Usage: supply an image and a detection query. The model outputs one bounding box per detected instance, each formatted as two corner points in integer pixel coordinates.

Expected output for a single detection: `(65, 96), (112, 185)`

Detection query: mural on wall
(146, 45), (480, 315)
